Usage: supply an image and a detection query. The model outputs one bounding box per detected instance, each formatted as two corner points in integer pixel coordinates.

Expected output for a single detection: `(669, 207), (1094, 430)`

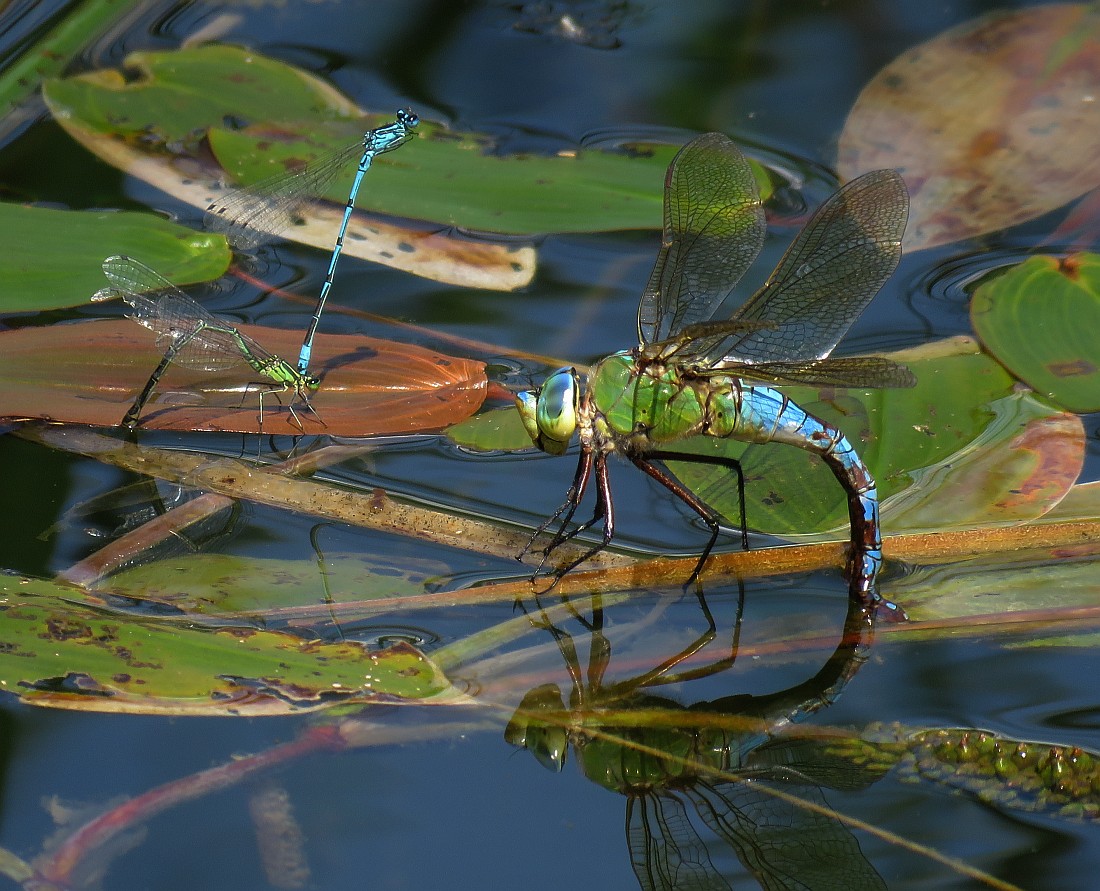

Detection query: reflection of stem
(31, 726), (346, 889)
(30, 717), (497, 889)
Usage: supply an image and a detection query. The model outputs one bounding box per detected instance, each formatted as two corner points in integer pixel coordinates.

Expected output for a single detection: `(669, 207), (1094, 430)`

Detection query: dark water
(1, 2), (1099, 889)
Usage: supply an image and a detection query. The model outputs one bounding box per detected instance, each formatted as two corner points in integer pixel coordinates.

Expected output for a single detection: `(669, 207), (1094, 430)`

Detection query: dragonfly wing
(687, 782), (888, 891)
(637, 133), (766, 347)
(101, 256), (247, 373)
(722, 356), (916, 389)
(626, 794), (732, 891)
(204, 140), (363, 251)
(712, 169), (909, 365)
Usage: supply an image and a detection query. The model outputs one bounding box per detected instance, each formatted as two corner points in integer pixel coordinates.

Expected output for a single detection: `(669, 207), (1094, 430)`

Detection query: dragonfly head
(515, 366), (579, 456)
(396, 108), (420, 129)
(504, 683), (569, 772)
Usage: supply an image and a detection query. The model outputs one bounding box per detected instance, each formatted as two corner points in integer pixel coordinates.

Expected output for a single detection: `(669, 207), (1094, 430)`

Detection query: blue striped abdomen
(711, 384), (882, 601)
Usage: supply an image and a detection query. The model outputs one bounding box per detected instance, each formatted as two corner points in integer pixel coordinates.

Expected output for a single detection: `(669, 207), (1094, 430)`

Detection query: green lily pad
(665, 339), (1081, 536)
(447, 404), (533, 452)
(42, 44), (361, 145)
(0, 203), (228, 312)
(42, 44), (772, 236)
(0, 574), (463, 715)
(971, 253), (1100, 413)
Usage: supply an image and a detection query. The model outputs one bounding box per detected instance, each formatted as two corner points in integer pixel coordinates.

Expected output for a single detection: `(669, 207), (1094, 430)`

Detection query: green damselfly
(93, 256), (320, 431)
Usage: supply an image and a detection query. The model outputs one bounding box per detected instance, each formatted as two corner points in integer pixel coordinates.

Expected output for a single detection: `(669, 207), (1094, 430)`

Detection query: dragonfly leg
(630, 449), (748, 587)
(544, 452), (616, 581)
(297, 391), (325, 428)
(518, 446), (594, 563)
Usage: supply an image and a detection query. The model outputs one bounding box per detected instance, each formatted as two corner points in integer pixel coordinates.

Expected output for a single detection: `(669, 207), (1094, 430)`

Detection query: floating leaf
(838, 4), (1100, 251)
(879, 391), (1084, 531)
(41, 45), (535, 290)
(446, 404), (533, 452)
(0, 320), (487, 435)
(0, 574), (464, 715)
(665, 339), (1083, 537)
(0, 203), (229, 312)
(971, 253), (1100, 413)
(42, 44), (772, 238)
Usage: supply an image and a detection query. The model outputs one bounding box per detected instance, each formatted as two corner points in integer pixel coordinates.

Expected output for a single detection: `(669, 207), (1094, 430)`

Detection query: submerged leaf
(887, 545), (1100, 623)
(839, 4), (1100, 250)
(971, 253), (1100, 413)
(107, 552), (449, 617)
(0, 320), (487, 435)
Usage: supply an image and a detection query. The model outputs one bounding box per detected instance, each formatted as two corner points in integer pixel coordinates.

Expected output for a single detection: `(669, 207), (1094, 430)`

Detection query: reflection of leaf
(0, 320), (487, 435)
(0, 203), (229, 311)
(666, 339), (1083, 536)
(0, 576), (463, 715)
(971, 253), (1100, 413)
(838, 4), (1100, 251)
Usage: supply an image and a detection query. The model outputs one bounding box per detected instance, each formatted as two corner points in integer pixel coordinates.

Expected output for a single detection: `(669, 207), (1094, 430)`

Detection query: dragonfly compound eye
(534, 367), (578, 455)
(515, 367), (578, 456)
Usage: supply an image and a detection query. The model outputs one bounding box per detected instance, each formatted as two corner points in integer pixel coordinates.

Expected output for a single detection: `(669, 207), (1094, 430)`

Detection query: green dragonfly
(516, 133), (914, 612)
(93, 255), (320, 431)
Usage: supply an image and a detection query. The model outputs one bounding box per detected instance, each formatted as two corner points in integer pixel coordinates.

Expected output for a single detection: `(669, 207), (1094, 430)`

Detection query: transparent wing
(720, 355), (916, 389)
(203, 140), (367, 251)
(626, 794), (733, 891)
(707, 169), (908, 365)
(97, 255), (261, 374)
(686, 781), (888, 891)
(637, 133), (766, 347)
(204, 113), (416, 251)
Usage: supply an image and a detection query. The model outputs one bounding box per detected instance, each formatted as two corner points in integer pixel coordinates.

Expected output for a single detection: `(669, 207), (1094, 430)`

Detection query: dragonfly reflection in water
(516, 133), (914, 612)
(506, 590), (887, 890)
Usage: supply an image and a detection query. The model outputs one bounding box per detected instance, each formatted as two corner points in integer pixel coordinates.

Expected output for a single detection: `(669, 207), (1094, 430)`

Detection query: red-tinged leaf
(838, 4), (1100, 251)
(0, 320), (486, 435)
